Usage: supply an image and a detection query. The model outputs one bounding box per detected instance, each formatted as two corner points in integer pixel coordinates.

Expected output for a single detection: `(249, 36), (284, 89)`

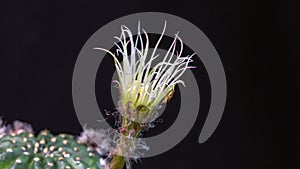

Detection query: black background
(0, 0), (298, 169)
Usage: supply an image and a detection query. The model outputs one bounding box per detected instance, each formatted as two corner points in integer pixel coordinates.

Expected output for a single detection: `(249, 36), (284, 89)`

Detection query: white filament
(94, 21), (194, 109)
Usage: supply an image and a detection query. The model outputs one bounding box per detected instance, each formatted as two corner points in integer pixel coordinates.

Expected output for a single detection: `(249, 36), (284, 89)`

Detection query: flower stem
(109, 116), (143, 169)
(109, 155), (126, 169)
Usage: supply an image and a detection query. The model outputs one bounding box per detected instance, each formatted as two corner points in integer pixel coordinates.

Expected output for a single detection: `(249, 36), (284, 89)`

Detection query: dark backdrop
(0, 0), (298, 169)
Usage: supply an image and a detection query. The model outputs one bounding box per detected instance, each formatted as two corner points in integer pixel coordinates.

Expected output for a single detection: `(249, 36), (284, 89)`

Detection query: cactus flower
(94, 22), (194, 123)
(95, 22), (195, 169)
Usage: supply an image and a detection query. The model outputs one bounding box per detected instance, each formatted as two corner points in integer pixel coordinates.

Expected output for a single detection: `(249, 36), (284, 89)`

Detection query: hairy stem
(109, 116), (143, 169)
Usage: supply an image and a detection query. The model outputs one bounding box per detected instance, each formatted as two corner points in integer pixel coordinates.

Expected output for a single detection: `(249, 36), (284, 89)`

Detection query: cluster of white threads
(94, 21), (195, 117)
(113, 132), (149, 156)
(78, 125), (113, 156)
(11, 120), (33, 134)
(0, 118), (33, 136)
(111, 132), (149, 169)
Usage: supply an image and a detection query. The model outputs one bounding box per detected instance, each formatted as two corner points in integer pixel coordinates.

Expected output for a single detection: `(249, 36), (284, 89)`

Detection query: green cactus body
(0, 130), (104, 169)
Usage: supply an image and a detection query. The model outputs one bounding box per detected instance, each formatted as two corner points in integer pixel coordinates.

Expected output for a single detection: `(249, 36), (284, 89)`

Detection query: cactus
(0, 120), (106, 169)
